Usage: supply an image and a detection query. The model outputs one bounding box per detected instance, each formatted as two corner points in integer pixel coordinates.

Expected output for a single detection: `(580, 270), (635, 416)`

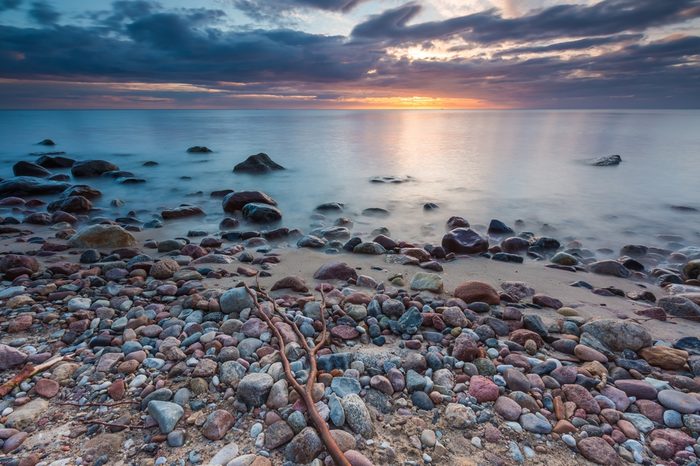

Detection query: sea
(1, 109), (699, 252)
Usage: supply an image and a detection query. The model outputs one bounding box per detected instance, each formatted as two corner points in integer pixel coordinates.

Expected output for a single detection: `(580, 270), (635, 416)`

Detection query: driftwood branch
(245, 284), (349, 466)
(0, 354), (69, 398)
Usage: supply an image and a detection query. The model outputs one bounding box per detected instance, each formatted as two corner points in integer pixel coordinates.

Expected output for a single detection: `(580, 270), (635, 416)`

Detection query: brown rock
(150, 259), (180, 279)
(34, 378), (60, 398)
(577, 437), (621, 465)
(202, 410), (235, 440)
(453, 281), (500, 305)
(271, 276), (309, 293)
(639, 346), (688, 370)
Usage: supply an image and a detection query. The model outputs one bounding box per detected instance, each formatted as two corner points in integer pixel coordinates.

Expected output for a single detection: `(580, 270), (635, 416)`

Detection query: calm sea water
(1, 109), (699, 251)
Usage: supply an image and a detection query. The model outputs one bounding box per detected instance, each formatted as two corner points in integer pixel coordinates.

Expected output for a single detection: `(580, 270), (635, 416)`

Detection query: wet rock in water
(13, 161), (51, 178)
(313, 262), (358, 281)
(424, 202), (439, 210)
(551, 252), (579, 265)
(353, 242), (386, 255)
(589, 260), (631, 278)
(315, 202), (344, 212)
(297, 235), (326, 248)
(233, 153), (284, 173)
(222, 191), (277, 212)
(63, 184), (102, 199)
(69, 224), (137, 248)
(36, 154), (75, 168)
(446, 216), (469, 229)
(657, 296), (700, 321)
(580, 319), (651, 352)
(187, 146), (213, 153)
(47, 195), (92, 213)
(361, 207), (390, 217)
(161, 205), (205, 219)
(242, 203), (282, 223)
(683, 259), (700, 280)
(442, 228), (489, 254)
(0, 176), (70, 196)
(38, 138), (56, 146)
(71, 160), (119, 177)
(369, 175), (414, 183)
(454, 281), (500, 305)
(591, 154), (622, 166)
(488, 219), (514, 235)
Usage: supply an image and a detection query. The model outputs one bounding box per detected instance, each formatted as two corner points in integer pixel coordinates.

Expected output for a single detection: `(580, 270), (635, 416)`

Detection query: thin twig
(78, 419), (147, 430)
(58, 400), (138, 408)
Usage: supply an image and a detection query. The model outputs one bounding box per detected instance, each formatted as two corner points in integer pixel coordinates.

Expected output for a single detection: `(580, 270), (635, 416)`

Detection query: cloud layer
(0, 0), (699, 108)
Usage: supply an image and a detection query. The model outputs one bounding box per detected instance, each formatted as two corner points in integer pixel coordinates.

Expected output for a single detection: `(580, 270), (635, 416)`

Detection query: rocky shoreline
(1, 152), (700, 466)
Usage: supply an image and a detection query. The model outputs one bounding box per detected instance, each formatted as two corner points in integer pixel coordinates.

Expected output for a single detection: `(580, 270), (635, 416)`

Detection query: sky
(0, 0), (699, 109)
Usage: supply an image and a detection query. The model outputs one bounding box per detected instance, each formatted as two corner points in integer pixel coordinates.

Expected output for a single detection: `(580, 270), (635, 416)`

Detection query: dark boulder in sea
(423, 203), (439, 210)
(38, 138), (55, 146)
(101, 170), (134, 179)
(211, 189), (234, 198)
(47, 195), (92, 213)
(143, 161), (159, 167)
(591, 154), (622, 166)
(162, 205), (206, 219)
(0, 177), (70, 196)
(187, 146), (213, 153)
(118, 177), (146, 184)
(315, 202), (344, 212)
(242, 203), (282, 223)
(362, 207), (390, 217)
(222, 191), (277, 213)
(369, 175), (414, 183)
(63, 185), (101, 199)
(447, 216), (469, 229)
(233, 153), (284, 174)
(488, 219), (514, 235)
(12, 161), (51, 178)
(36, 155), (75, 168)
(71, 160), (119, 177)
(442, 228), (489, 254)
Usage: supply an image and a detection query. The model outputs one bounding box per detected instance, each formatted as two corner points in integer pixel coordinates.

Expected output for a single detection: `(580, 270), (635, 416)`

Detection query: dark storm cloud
(494, 34), (643, 56)
(28, 1), (60, 25)
(351, 0), (700, 43)
(0, 0), (699, 108)
(0, 0), (22, 12)
(0, 7), (377, 83)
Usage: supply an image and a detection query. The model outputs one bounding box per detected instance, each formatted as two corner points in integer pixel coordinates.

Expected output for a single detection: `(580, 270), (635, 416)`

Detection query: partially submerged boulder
(222, 191), (277, 213)
(71, 160), (119, 177)
(592, 154), (622, 166)
(0, 177), (70, 196)
(233, 153), (284, 173)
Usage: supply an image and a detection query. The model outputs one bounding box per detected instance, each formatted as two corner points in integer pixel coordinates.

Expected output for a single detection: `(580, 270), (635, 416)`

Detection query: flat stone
(657, 389), (700, 414)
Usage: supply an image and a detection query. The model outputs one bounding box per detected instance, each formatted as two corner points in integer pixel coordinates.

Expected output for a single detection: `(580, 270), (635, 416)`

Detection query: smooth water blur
(0, 109), (698, 250)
